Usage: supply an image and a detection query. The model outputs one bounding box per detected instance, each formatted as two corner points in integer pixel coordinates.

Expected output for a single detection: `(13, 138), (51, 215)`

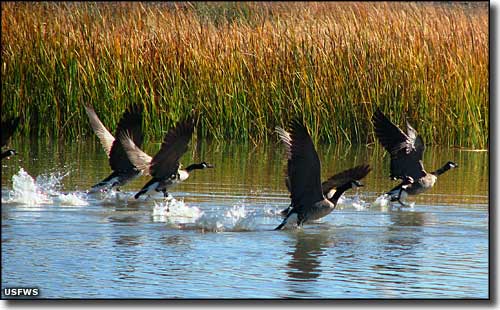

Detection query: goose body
(118, 117), (213, 200)
(1, 116), (20, 160)
(275, 119), (371, 230)
(84, 104), (144, 192)
(131, 162), (213, 199)
(372, 108), (458, 206)
(385, 176), (414, 205)
(280, 164), (372, 217)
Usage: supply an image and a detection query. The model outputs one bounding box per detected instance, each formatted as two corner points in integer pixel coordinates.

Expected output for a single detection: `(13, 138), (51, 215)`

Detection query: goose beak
(206, 163), (215, 168)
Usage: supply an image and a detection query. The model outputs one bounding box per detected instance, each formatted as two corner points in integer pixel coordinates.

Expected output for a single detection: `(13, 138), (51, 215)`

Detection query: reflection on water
(1, 138), (488, 299)
(286, 231), (332, 282)
(386, 210), (425, 249)
(284, 230), (333, 298)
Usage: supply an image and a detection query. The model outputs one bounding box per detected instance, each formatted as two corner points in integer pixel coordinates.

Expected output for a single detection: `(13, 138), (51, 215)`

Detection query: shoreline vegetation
(1, 2), (488, 148)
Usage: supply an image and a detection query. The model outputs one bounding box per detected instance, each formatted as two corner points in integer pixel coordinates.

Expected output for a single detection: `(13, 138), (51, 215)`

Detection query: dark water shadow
(284, 229), (334, 296)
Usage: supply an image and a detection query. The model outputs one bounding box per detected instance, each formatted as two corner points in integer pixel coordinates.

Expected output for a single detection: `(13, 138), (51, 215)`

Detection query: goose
(118, 116), (214, 199)
(274, 119), (371, 230)
(280, 164), (372, 216)
(372, 108), (458, 206)
(84, 104), (144, 192)
(1, 116), (20, 160)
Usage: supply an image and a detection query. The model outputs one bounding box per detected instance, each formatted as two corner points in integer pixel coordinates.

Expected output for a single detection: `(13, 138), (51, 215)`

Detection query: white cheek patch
(326, 189), (336, 199)
(178, 170), (190, 182)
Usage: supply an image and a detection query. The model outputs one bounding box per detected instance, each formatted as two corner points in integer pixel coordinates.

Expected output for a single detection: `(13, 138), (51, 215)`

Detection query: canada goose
(1, 116), (20, 160)
(274, 119), (371, 230)
(118, 116), (214, 199)
(84, 104), (144, 192)
(280, 164), (372, 216)
(372, 108), (458, 206)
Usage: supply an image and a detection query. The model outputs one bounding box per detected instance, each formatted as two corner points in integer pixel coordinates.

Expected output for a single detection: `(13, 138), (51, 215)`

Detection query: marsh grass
(1, 2), (488, 148)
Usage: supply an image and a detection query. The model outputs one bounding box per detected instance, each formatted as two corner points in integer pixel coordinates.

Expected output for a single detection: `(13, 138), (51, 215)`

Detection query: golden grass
(1, 2), (488, 147)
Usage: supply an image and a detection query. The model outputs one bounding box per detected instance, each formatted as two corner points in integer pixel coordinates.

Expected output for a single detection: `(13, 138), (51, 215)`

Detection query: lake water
(1, 137), (489, 299)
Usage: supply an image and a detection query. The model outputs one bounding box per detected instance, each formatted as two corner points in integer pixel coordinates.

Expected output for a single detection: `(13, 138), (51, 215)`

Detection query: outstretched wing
(407, 122), (426, 162)
(276, 127), (293, 193)
(277, 118), (324, 207)
(150, 117), (195, 179)
(321, 164), (371, 195)
(84, 104), (115, 157)
(109, 104), (144, 172)
(117, 131), (153, 175)
(372, 108), (426, 179)
(1, 116), (20, 147)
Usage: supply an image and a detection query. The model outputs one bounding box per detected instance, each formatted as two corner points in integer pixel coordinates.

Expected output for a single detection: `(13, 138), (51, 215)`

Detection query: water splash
(372, 194), (415, 209)
(36, 170), (69, 196)
(95, 189), (132, 205)
(373, 194), (391, 208)
(194, 204), (258, 232)
(5, 168), (51, 205)
(3, 167), (87, 206)
(152, 197), (202, 225)
(337, 194), (370, 210)
(53, 193), (88, 207)
(225, 205), (256, 231)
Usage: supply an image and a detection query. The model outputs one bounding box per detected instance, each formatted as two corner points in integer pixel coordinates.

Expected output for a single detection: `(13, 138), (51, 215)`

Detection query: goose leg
(275, 211), (294, 230)
(161, 189), (169, 198)
(297, 214), (306, 228)
(397, 188), (412, 207)
(274, 219), (288, 231)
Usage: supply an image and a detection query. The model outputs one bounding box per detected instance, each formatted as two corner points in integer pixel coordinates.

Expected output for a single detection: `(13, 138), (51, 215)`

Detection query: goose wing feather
(276, 127), (293, 193)
(149, 117), (194, 178)
(118, 131), (153, 175)
(372, 108), (426, 179)
(321, 164), (371, 194)
(109, 105), (144, 172)
(278, 119), (324, 207)
(84, 104), (115, 157)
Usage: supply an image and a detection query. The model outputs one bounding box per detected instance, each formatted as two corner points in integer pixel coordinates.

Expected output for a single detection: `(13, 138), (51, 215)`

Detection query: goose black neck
(185, 163), (205, 172)
(328, 182), (352, 204)
(432, 163), (453, 176)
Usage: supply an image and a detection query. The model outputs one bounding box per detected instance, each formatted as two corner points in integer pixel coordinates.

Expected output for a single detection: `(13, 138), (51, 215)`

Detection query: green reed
(1, 2), (488, 148)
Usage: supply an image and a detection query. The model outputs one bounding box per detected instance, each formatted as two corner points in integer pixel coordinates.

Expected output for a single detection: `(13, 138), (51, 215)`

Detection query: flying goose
(280, 164), (372, 216)
(275, 119), (371, 230)
(118, 116), (214, 199)
(84, 104), (144, 192)
(1, 116), (20, 160)
(372, 108), (458, 206)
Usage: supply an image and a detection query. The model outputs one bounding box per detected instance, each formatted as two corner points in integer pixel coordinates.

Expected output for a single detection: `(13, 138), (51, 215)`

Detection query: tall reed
(1, 2), (488, 148)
